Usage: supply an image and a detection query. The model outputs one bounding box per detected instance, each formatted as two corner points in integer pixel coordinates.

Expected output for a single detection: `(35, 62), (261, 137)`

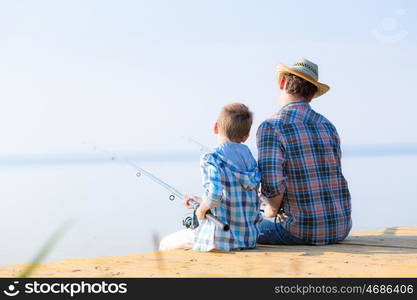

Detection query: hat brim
(276, 63), (330, 99)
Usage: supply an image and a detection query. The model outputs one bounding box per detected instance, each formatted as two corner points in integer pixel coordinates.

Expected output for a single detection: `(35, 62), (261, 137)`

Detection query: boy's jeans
(257, 219), (306, 245)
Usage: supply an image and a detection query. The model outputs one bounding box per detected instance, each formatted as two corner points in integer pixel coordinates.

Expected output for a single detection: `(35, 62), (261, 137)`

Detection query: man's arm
(268, 193), (284, 210)
(262, 194), (283, 218)
(257, 122), (286, 216)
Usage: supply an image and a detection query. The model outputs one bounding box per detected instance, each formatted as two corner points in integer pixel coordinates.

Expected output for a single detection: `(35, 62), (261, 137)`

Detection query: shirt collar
(280, 100), (310, 111)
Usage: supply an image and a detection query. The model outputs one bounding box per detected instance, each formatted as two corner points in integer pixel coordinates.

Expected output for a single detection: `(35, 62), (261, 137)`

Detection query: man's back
(257, 101), (352, 245)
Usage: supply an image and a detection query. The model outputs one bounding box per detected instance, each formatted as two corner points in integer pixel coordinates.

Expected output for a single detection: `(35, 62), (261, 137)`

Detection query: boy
(159, 103), (261, 251)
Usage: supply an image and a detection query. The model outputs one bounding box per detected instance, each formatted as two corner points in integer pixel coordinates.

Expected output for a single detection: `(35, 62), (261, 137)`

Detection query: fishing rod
(92, 146), (229, 232)
(184, 137), (212, 153)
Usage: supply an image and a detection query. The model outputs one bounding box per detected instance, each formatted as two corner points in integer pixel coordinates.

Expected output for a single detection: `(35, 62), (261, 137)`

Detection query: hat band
(293, 62), (318, 78)
(288, 68), (318, 84)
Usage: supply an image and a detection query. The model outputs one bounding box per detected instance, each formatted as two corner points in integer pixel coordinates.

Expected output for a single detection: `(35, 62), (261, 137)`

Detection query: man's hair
(217, 103), (253, 142)
(284, 73), (318, 100)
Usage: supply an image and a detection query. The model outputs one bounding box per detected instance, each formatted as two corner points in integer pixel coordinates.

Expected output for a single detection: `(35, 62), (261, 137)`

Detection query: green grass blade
(19, 221), (71, 278)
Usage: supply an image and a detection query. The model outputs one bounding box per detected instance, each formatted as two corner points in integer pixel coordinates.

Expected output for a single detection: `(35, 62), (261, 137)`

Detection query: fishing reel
(182, 209), (199, 230)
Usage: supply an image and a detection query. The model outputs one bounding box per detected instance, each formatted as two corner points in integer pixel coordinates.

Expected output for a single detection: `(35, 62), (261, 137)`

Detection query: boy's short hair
(217, 103), (253, 142)
(284, 73), (318, 100)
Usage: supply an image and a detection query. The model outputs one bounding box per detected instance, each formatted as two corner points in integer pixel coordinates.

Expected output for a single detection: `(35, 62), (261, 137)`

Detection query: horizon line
(1, 143), (417, 166)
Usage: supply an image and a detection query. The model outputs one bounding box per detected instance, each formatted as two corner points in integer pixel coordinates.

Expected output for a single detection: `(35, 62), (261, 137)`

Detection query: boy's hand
(182, 195), (202, 209)
(195, 203), (210, 220)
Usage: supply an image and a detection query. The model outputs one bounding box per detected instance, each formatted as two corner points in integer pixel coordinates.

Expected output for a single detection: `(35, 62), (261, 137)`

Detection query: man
(257, 58), (351, 245)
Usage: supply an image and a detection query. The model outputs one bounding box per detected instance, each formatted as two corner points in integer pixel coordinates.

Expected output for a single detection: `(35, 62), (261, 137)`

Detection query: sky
(0, 0), (416, 156)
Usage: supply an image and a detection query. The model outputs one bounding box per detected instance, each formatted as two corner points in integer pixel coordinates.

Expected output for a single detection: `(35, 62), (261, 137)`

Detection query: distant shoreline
(1, 143), (417, 166)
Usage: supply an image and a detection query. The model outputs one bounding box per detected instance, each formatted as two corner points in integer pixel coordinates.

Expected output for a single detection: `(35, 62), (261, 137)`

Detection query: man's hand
(260, 193), (283, 218)
(263, 203), (278, 218)
(195, 202), (210, 220)
(182, 195), (202, 209)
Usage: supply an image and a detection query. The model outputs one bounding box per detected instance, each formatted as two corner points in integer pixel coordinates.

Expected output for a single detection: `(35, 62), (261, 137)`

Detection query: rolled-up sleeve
(200, 154), (223, 209)
(256, 122), (286, 199)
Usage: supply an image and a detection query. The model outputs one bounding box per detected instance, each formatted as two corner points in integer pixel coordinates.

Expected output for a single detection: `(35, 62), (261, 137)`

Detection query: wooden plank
(340, 226), (417, 249)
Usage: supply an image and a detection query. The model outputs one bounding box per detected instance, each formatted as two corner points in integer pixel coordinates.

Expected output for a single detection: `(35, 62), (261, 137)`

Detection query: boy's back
(193, 142), (261, 251)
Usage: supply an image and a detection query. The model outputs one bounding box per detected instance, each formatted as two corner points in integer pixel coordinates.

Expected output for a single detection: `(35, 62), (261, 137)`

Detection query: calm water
(1, 156), (417, 266)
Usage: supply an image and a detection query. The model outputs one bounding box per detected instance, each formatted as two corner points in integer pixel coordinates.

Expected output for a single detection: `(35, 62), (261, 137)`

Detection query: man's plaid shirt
(257, 101), (352, 245)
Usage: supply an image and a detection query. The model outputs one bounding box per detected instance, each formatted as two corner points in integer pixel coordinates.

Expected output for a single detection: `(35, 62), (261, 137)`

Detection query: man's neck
(279, 93), (307, 107)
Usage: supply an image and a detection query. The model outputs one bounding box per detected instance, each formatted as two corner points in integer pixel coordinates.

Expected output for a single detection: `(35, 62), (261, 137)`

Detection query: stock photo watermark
(372, 9), (408, 43)
(2, 280), (128, 297)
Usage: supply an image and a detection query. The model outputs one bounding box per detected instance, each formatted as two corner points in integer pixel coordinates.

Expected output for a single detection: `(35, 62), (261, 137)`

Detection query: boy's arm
(257, 122), (286, 212)
(182, 154), (222, 220)
(198, 154), (223, 219)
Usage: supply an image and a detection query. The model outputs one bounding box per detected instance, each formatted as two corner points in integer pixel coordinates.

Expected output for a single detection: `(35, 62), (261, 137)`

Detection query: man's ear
(279, 77), (286, 90)
(214, 122), (219, 135)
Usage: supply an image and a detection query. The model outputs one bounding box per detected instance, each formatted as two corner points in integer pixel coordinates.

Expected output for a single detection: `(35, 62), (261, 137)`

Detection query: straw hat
(276, 58), (330, 98)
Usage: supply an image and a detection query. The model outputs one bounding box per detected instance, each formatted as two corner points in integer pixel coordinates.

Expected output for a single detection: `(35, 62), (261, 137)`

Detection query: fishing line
(91, 145), (182, 201)
(183, 136), (212, 153)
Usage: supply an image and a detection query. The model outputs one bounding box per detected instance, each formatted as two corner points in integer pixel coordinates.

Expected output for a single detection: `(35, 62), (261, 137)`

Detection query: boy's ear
(241, 134), (249, 143)
(214, 122), (219, 135)
(279, 77), (286, 90)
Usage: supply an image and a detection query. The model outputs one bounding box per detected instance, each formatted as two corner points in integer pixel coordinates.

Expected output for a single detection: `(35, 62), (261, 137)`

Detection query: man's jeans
(257, 218), (306, 245)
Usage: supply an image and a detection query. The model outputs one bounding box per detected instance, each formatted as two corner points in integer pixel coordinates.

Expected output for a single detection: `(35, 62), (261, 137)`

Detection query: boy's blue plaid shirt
(193, 146), (261, 252)
(257, 101), (352, 245)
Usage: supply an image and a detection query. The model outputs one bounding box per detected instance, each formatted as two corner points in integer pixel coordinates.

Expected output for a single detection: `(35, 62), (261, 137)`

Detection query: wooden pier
(1, 226), (416, 277)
